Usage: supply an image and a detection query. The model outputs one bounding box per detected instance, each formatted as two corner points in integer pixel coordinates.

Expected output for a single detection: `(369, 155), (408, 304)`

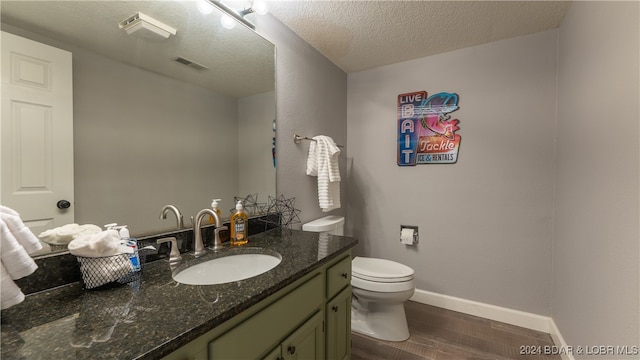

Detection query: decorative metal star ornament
(232, 193), (267, 216)
(230, 194), (300, 229)
(266, 195), (301, 229)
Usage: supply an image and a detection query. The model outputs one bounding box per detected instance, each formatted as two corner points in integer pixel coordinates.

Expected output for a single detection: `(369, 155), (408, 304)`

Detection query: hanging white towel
(306, 135), (341, 212)
(0, 220), (38, 279)
(1, 262), (25, 310)
(1, 205), (43, 254)
(0, 206), (42, 310)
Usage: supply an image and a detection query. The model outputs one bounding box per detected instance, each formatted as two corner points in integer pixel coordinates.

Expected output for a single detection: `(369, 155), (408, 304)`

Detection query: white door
(1, 31), (74, 236)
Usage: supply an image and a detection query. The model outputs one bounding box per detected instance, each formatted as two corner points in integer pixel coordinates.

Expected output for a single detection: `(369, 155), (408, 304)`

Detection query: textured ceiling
(1, 1), (572, 92)
(266, 0), (572, 73)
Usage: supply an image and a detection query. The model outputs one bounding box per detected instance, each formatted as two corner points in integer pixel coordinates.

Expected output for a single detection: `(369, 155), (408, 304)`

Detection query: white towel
(0, 206), (41, 310)
(0, 206), (43, 255)
(68, 230), (133, 258)
(0, 220), (38, 279)
(1, 262), (25, 310)
(39, 223), (102, 245)
(306, 135), (341, 212)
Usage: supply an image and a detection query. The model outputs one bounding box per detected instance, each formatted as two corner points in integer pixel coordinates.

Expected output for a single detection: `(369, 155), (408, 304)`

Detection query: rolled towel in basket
(39, 223), (101, 245)
(68, 230), (133, 258)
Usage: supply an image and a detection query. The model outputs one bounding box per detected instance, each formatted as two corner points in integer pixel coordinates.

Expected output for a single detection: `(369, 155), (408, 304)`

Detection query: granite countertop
(0, 228), (358, 360)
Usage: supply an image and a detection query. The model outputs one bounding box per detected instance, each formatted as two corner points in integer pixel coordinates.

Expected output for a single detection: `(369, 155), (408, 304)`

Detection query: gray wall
(554, 1), (639, 355)
(346, 30), (558, 316)
(238, 91), (276, 204)
(255, 16), (348, 226)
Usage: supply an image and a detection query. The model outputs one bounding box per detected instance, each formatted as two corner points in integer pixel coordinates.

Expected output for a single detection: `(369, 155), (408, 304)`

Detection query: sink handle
(210, 225), (228, 251)
(158, 237), (182, 264)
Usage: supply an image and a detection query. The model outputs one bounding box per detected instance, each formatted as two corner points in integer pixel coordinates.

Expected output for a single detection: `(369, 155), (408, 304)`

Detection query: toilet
(302, 216), (415, 342)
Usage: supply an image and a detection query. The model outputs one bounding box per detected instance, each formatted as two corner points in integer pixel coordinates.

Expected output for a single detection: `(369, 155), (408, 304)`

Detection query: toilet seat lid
(352, 257), (414, 282)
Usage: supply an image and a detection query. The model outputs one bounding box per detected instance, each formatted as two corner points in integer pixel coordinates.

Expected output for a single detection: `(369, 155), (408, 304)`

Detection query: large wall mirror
(1, 1), (276, 257)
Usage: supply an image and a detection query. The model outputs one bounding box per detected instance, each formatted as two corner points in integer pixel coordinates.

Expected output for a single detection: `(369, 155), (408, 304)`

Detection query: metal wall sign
(397, 91), (462, 166)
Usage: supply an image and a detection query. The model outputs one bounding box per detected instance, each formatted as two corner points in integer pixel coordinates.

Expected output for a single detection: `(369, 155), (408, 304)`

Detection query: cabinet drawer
(209, 274), (323, 359)
(326, 255), (351, 299)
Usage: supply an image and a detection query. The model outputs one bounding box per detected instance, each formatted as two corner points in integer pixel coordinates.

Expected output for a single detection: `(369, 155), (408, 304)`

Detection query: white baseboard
(410, 289), (574, 359)
(548, 318), (576, 360)
(410, 289), (551, 333)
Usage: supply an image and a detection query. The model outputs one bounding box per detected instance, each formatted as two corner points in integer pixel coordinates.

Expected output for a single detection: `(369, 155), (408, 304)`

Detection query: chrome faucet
(193, 208), (228, 256)
(160, 205), (184, 229)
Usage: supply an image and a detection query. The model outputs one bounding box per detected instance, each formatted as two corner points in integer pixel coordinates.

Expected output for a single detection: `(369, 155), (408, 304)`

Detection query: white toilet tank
(302, 215), (344, 236)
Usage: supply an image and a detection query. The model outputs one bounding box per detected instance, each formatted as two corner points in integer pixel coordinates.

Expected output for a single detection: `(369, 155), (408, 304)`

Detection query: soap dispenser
(209, 199), (222, 224)
(118, 225), (140, 271)
(230, 200), (248, 246)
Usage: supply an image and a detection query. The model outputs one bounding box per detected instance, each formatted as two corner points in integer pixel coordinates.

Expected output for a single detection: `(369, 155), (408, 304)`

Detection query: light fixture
(118, 12), (177, 39)
(239, 0), (269, 17)
(203, 0), (269, 30)
(221, 13), (237, 29)
(197, 0), (215, 15)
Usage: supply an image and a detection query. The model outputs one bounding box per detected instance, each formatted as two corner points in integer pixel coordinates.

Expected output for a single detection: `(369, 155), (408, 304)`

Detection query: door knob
(332, 305), (339, 312)
(57, 200), (71, 209)
(287, 346), (296, 355)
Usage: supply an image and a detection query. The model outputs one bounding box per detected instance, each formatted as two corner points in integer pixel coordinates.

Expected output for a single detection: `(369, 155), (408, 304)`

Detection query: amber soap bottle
(230, 200), (248, 246)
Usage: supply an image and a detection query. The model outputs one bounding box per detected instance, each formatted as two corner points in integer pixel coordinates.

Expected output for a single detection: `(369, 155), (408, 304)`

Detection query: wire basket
(76, 241), (153, 290)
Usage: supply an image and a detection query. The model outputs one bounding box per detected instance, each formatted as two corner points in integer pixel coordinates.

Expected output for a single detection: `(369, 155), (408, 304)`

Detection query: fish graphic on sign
(397, 91), (462, 165)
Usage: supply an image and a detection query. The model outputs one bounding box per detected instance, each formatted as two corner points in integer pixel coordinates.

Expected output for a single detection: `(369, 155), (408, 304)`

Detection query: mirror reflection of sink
(173, 250), (282, 285)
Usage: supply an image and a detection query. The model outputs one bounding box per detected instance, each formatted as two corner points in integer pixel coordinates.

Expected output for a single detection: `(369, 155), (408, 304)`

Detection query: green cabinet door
(282, 311), (324, 360)
(326, 286), (351, 360)
(209, 274), (323, 359)
(262, 345), (282, 360)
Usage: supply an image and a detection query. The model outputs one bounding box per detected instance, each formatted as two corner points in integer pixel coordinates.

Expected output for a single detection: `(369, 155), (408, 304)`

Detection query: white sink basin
(173, 252), (282, 285)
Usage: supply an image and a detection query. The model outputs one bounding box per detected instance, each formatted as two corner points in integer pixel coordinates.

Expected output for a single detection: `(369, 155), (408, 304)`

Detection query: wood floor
(351, 301), (561, 360)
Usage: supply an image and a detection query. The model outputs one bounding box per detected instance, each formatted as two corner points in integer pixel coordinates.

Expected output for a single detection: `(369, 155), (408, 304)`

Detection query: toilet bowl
(351, 256), (415, 341)
(301, 216), (415, 342)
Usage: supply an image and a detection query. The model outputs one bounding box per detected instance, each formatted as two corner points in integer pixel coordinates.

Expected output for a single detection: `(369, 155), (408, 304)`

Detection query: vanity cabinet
(326, 287), (351, 360)
(209, 274), (323, 359)
(326, 255), (352, 298)
(263, 311), (324, 360)
(325, 256), (352, 360)
(164, 251), (352, 360)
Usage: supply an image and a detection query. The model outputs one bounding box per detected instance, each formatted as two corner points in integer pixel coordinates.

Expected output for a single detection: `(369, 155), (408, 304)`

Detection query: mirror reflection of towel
(72, 289), (136, 348)
(39, 223), (102, 245)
